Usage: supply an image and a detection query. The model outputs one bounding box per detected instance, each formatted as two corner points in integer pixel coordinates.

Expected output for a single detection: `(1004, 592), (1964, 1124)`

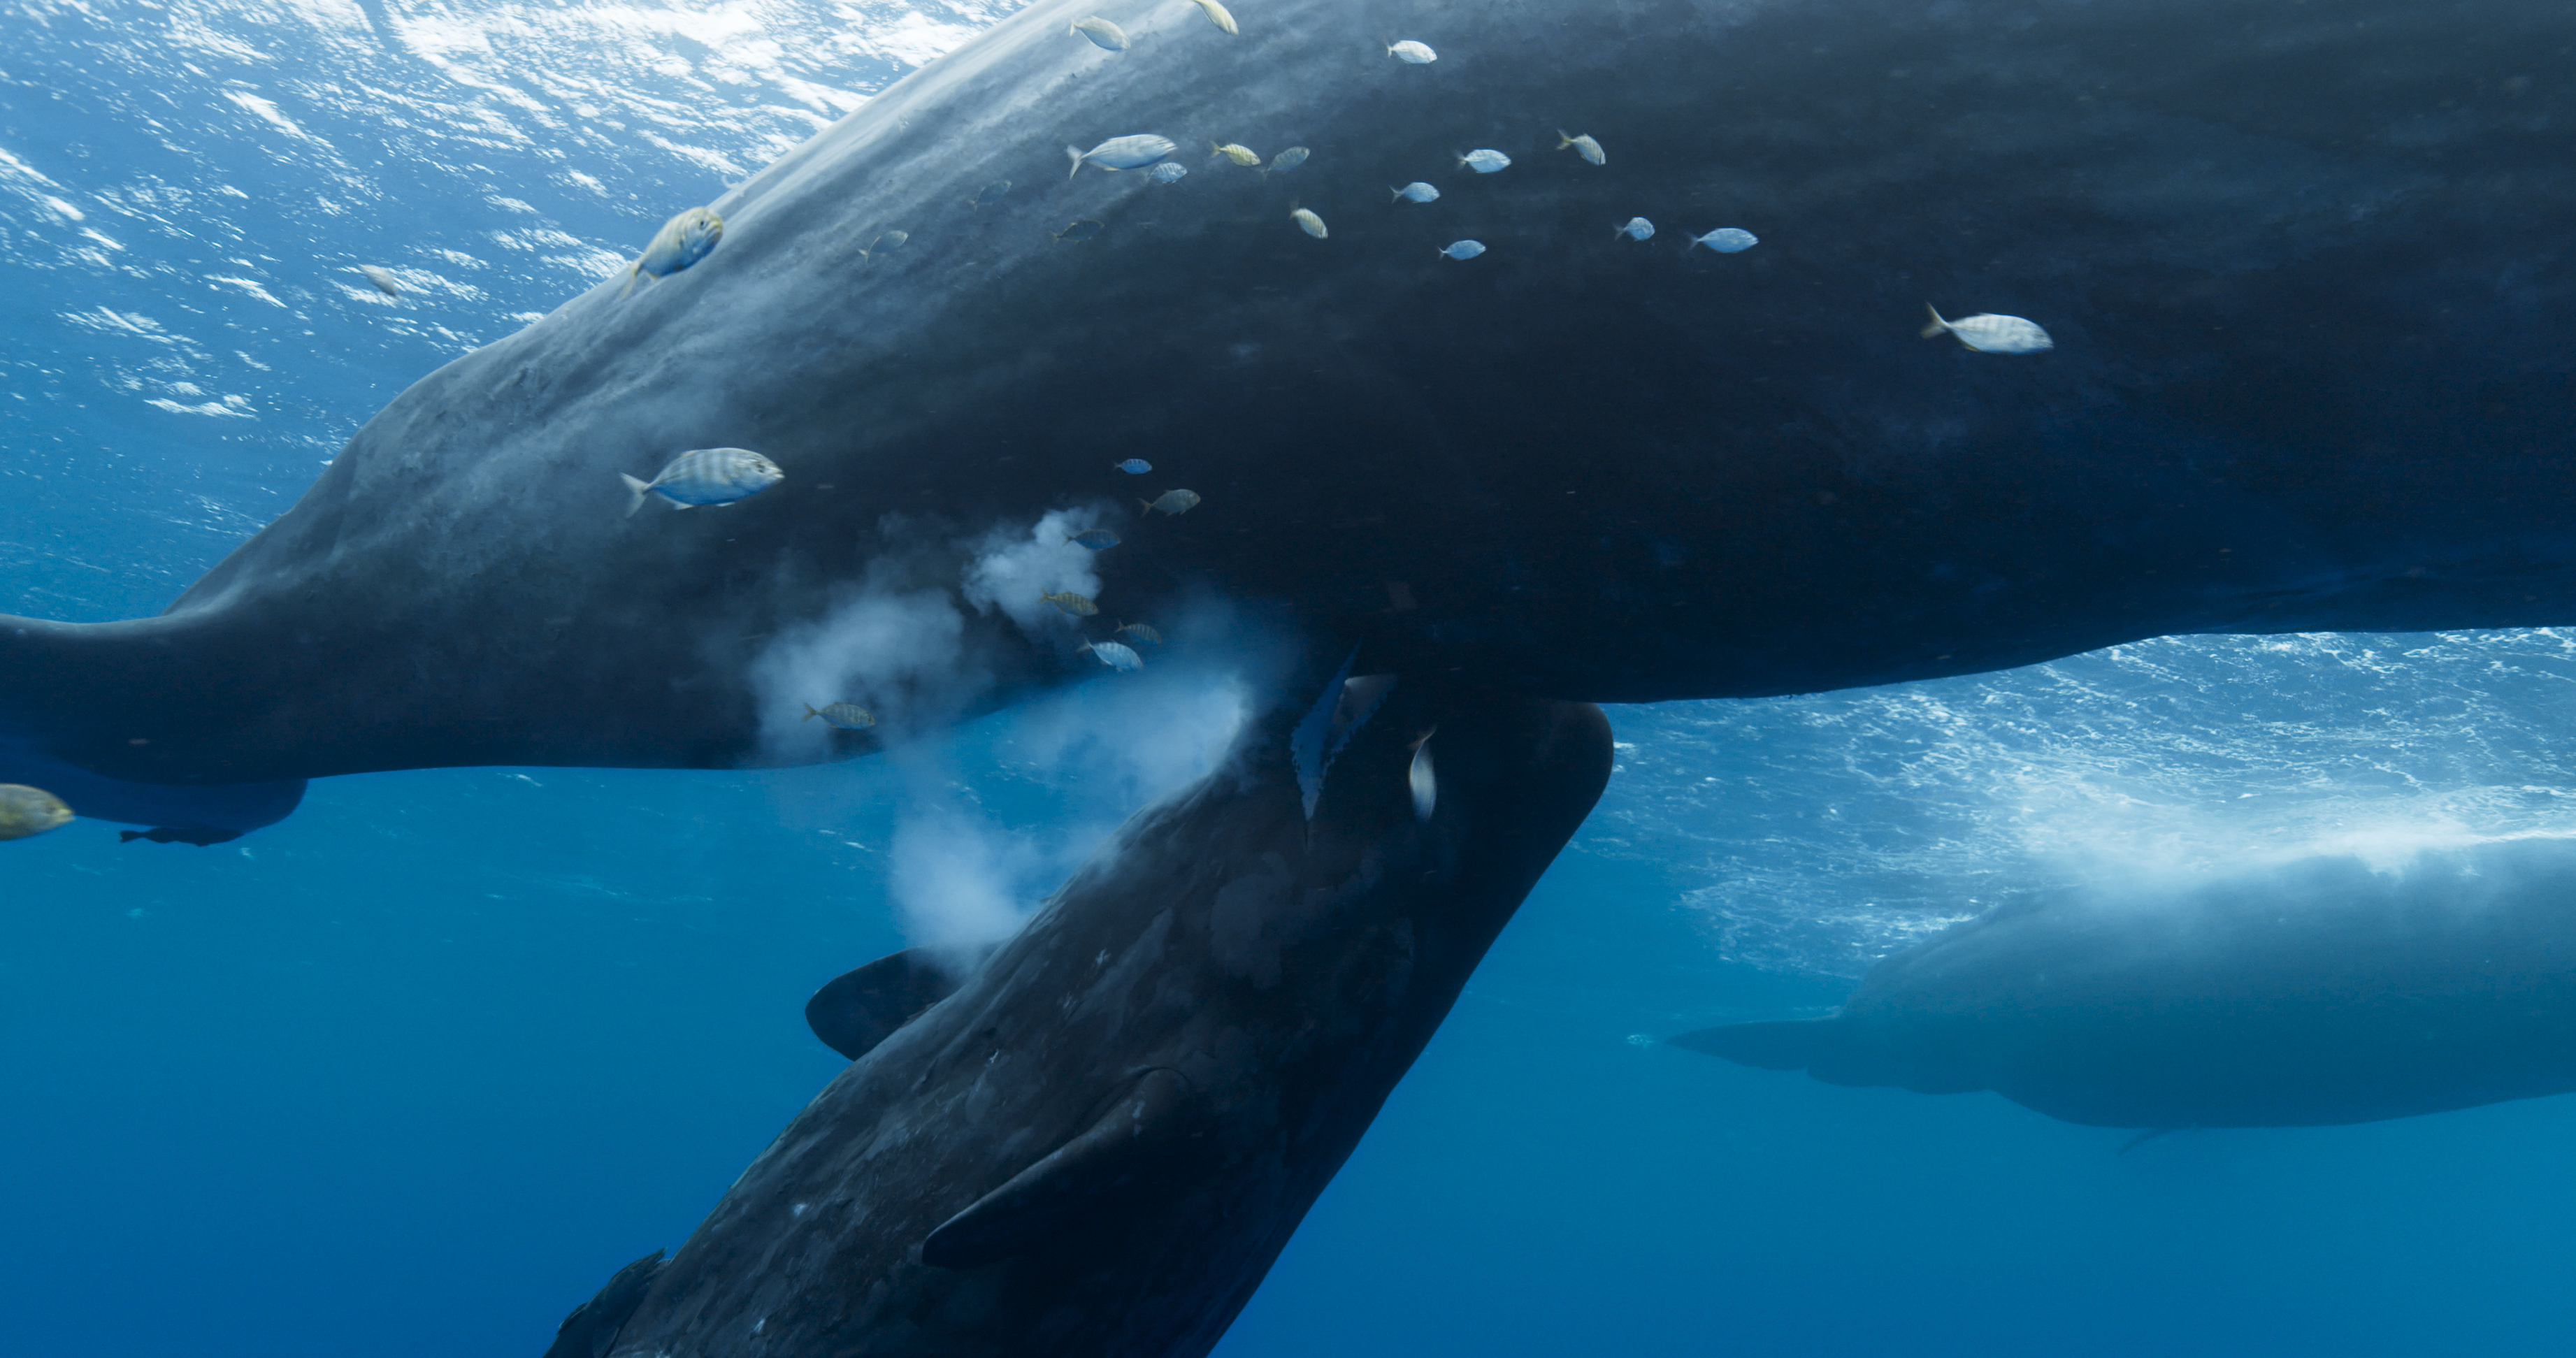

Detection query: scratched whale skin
(5, 0), (2574, 832)
(538, 686), (1611, 1358)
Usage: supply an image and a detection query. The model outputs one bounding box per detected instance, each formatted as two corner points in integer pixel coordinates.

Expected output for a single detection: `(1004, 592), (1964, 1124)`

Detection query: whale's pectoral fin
(540, 1248), (665, 1358)
(804, 948), (983, 1062)
(1669, 1018), (1835, 1071)
(921, 1067), (1190, 1270)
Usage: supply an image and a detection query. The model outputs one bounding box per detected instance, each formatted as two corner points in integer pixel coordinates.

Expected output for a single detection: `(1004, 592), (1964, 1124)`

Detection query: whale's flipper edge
(804, 948), (970, 1062)
(540, 1249), (665, 1358)
(920, 1067), (1190, 1270)
(1670, 1018), (1836, 1071)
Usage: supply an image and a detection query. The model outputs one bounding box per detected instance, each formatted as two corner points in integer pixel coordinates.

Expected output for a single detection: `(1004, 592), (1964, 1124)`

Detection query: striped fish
(621, 447), (783, 517)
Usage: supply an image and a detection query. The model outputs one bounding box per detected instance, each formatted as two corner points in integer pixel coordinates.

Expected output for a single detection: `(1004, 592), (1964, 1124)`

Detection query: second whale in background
(1674, 838), (2576, 1129)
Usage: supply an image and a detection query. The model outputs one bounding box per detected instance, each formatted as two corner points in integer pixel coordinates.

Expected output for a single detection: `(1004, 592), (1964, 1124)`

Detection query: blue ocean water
(7, 3), (2576, 1355)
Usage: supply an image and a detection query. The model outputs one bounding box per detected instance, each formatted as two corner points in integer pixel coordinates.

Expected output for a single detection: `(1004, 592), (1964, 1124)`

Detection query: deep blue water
(8, 3), (2576, 1355)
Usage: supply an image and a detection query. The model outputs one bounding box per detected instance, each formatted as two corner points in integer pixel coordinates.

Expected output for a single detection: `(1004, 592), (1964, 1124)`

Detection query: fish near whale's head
(598, 684), (1611, 1356)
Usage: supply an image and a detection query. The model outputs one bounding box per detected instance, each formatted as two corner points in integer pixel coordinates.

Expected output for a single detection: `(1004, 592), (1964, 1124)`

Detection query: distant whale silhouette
(1674, 838), (2576, 1129)
(544, 685), (1611, 1357)
(6, 0), (2576, 833)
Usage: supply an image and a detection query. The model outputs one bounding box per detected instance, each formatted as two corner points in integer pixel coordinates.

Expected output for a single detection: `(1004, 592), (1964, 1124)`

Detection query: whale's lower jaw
(577, 685), (1612, 1357)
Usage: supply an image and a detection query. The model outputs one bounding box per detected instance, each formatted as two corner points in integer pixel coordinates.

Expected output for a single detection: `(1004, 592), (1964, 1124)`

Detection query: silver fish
(971, 180), (1012, 209)
(1115, 620), (1164, 647)
(1615, 217), (1655, 240)
(1042, 590), (1100, 616)
(1114, 458), (1153, 474)
(862, 229), (909, 259)
(0, 783), (72, 840)
(359, 265), (403, 297)
(1065, 527), (1122, 550)
(619, 206), (724, 298)
(1070, 15), (1128, 50)
(801, 702), (877, 731)
(1081, 640), (1145, 672)
(1142, 488), (1203, 516)
(1263, 146), (1309, 177)
(1556, 131), (1605, 165)
(1408, 739), (1436, 820)
(1439, 240), (1486, 260)
(1291, 208), (1327, 239)
(1686, 226), (1757, 253)
(1458, 149), (1510, 174)
(1067, 133), (1177, 178)
(1190, 0), (1238, 35)
(1147, 161), (1189, 184)
(620, 447), (784, 517)
(1921, 305), (2055, 354)
(1387, 39), (1437, 64)
(1390, 182), (1440, 203)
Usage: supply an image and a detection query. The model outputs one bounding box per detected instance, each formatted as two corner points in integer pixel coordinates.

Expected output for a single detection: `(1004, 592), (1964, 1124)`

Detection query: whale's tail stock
(0, 611), (306, 841)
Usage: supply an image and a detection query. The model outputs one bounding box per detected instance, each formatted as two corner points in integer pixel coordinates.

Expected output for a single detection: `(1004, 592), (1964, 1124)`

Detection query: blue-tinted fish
(1065, 527), (1122, 550)
(1053, 218), (1107, 243)
(619, 447), (783, 517)
(1387, 40), (1437, 64)
(619, 206), (724, 298)
(800, 702), (877, 730)
(0, 783), (73, 840)
(1042, 590), (1100, 616)
(1616, 217), (1655, 240)
(1141, 489), (1202, 516)
(1686, 226), (1757, 253)
(1147, 162), (1189, 184)
(1439, 240), (1485, 260)
(1556, 131), (1605, 165)
(1067, 133), (1177, 178)
(1390, 182), (1439, 203)
(1190, 0), (1237, 34)
(861, 229), (909, 259)
(1070, 16), (1128, 50)
(1081, 640), (1145, 672)
(1457, 149), (1510, 174)
(1921, 305), (2055, 354)
(1263, 146), (1309, 178)
(1114, 458), (1153, 475)
(970, 180), (1012, 209)
(1115, 620), (1164, 647)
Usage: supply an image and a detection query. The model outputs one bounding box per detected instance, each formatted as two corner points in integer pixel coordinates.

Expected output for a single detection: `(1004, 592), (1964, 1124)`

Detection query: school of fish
(514, 4), (2058, 732)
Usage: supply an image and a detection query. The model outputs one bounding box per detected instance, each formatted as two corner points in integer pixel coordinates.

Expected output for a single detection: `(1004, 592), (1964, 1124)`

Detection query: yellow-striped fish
(801, 702), (876, 730)
(1042, 590), (1100, 616)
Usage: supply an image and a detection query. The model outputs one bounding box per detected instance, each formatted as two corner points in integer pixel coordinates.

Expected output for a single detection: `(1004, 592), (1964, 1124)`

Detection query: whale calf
(1674, 839), (2576, 1129)
(4, 0), (2575, 830)
(542, 684), (1610, 1356)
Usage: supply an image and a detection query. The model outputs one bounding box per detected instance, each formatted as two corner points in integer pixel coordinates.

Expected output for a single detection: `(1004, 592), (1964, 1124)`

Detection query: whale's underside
(4, 0), (2573, 832)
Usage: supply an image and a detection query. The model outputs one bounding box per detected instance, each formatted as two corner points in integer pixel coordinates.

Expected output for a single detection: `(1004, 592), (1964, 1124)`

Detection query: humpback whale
(1674, 838), (2576, 1129)
(4, 0), (2575, 831)
(542, 685), (1610, 1357)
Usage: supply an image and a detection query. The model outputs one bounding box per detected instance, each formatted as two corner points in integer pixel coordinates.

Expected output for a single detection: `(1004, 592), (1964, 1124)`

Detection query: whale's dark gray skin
(553, 686), (1609, 1357)
(6, 0), (2576, 824)
(1675, 839), (2576, 1129)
